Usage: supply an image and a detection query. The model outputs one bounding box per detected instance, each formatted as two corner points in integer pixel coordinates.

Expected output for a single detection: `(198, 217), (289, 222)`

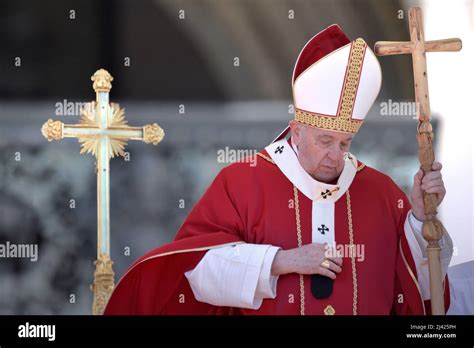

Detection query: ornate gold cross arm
(42, 119), (164, 153)
(374, 7), (462, 315)
(40, 69), (164, 315)
(42, 120), (164, 143)
(43, 118), (164, 141)
(42, 109), (163, 153)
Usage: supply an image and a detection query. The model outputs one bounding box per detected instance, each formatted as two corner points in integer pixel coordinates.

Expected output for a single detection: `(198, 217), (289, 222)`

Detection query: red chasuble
(104, 145), (449, 315)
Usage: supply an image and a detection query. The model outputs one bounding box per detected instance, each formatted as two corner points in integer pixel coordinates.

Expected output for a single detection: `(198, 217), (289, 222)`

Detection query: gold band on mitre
(294, 108), (363, 134)
(294, 38), (367, 134)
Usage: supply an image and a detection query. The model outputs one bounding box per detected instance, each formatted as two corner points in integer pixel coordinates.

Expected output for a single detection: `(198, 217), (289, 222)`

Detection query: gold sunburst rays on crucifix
(77, 101), (131, 160)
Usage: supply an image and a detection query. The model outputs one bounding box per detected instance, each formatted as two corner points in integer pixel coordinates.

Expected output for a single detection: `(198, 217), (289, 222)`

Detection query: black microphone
(311, 275), (333, 299)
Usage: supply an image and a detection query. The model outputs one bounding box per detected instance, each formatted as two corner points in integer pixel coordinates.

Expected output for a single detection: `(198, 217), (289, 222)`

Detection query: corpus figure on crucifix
(105, 24), (453, 315)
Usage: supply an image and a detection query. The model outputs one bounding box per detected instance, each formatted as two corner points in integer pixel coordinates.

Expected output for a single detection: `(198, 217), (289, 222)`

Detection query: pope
(104, 25), (452, 315)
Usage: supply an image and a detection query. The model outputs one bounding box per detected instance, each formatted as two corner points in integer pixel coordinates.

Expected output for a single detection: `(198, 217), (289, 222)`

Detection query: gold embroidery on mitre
(294, 38), (368, 134)
(338, 39), (366, 120)
(295, 109), (363, 134)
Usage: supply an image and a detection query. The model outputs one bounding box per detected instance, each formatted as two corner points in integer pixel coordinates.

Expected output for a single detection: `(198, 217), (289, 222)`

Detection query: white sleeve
(447, 261), (474, 315)
(404, 210), (453, 300)
(184, 244), (280, 309)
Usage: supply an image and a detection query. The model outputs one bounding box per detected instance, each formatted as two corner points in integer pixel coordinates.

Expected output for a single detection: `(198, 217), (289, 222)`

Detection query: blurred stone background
(0, 0), (470, 314)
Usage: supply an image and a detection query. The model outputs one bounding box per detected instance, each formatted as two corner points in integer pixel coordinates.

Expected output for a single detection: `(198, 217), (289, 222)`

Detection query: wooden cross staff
(374, 7), (462, 315)
(41, 69), (165, 314)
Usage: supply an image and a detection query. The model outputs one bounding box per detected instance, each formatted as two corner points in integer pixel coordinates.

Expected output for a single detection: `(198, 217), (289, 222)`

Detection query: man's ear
(289, 120), (301, 145)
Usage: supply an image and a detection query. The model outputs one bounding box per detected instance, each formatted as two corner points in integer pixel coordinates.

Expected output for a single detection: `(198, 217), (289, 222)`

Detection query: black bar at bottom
(0, 315), (472, 346)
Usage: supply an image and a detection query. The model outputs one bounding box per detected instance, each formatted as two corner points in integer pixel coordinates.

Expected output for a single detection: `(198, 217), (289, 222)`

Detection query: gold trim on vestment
(399, 239), (427, 315)
(346, 190), (358, 315)
(324, 305), (336, 315)
(256, 152), (275, 164)
(293, 186), (358, 315)
(293, 186), (306, 316)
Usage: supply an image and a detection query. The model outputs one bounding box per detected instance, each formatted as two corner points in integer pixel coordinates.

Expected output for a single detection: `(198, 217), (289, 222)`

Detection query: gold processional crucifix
(41, 69), (165, 315)
(374, 7), (462, 315)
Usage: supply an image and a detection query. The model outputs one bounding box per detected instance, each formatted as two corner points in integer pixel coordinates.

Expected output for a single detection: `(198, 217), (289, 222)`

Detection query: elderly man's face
(289, 120), (353, 183)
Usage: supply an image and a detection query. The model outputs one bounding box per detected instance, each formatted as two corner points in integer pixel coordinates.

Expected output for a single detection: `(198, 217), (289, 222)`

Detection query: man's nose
(327, 144), (342, 162)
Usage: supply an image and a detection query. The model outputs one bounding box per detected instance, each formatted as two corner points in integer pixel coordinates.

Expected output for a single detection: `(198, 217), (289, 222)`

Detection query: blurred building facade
(1, 0), (470, 314)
